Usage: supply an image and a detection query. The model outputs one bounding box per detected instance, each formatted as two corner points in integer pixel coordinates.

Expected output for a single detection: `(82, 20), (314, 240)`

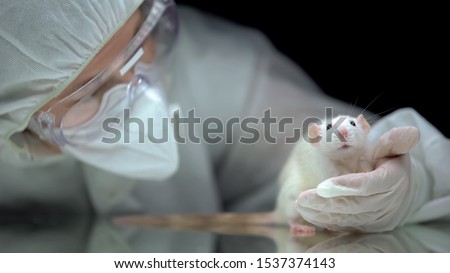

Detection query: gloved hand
(295, 126), (430, 233)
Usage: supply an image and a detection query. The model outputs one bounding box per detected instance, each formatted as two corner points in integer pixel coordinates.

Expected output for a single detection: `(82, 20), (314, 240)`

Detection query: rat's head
(307, 114), (370, 159)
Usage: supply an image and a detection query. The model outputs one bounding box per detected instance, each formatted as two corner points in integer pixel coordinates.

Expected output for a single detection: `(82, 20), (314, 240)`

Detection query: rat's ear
(357, 114), (371, 133)
(308, 123), (322, 147)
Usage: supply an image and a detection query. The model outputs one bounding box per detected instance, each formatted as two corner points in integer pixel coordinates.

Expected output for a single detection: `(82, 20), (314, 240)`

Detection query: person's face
(38, 8), (154, 126)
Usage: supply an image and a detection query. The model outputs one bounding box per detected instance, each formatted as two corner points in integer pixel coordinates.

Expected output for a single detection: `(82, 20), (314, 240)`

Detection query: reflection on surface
(306, 222), (450, 253)
(0, 214), (91, 252)
(1, 215), (449, 252)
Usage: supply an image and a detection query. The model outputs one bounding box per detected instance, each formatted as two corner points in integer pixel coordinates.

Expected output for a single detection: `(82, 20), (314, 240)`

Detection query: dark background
(176, 1), (448, 137)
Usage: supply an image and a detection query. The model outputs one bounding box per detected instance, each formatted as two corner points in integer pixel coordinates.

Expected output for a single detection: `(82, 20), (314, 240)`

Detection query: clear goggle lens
(33, 0), (177, 146)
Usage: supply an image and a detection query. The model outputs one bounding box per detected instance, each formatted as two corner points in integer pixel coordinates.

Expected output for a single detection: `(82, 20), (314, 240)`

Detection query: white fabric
(0, 0), (143, 165)
(0, 4), (449, 251)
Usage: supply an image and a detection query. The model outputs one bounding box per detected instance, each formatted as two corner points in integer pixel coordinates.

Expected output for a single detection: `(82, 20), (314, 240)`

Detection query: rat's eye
(350, 120), (356, 127)
(327, 123), (332, 130)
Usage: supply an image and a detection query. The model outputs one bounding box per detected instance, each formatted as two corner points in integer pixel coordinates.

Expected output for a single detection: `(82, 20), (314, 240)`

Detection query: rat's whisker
(360, 93), (384, 117)
(348, 97), (359, 117)
(365, 107), (396, 124)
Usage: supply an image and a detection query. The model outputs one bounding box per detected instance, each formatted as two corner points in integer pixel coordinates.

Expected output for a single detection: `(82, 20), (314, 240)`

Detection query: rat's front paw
(290, 223), (316, 237)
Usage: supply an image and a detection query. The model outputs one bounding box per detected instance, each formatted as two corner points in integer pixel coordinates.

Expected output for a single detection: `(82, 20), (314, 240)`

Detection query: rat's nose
(338, 128), (348, 139)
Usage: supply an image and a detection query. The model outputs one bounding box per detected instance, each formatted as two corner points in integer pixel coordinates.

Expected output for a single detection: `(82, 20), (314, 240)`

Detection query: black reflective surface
(1, 215), (449, 253)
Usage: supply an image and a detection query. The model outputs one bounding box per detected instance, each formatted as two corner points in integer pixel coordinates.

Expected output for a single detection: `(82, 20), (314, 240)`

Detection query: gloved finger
(315, 156), (407, 198)
(296, 205), (384, 232)
(372, 126), (420, 160)
(297, 193), (404, 233)
(296, 188), (393, 214)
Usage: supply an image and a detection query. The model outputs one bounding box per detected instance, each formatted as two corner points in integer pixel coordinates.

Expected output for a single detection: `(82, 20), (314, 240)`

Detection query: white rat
(275, 114), (373, 235)
(115, 114), (373, 237)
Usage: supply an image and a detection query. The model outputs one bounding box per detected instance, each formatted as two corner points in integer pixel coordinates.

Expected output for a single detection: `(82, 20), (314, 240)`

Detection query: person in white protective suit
(0, 0), (449, 239)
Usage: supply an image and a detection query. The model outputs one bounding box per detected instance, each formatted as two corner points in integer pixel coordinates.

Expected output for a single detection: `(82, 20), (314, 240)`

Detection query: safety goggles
(32, 0), (178, 146)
